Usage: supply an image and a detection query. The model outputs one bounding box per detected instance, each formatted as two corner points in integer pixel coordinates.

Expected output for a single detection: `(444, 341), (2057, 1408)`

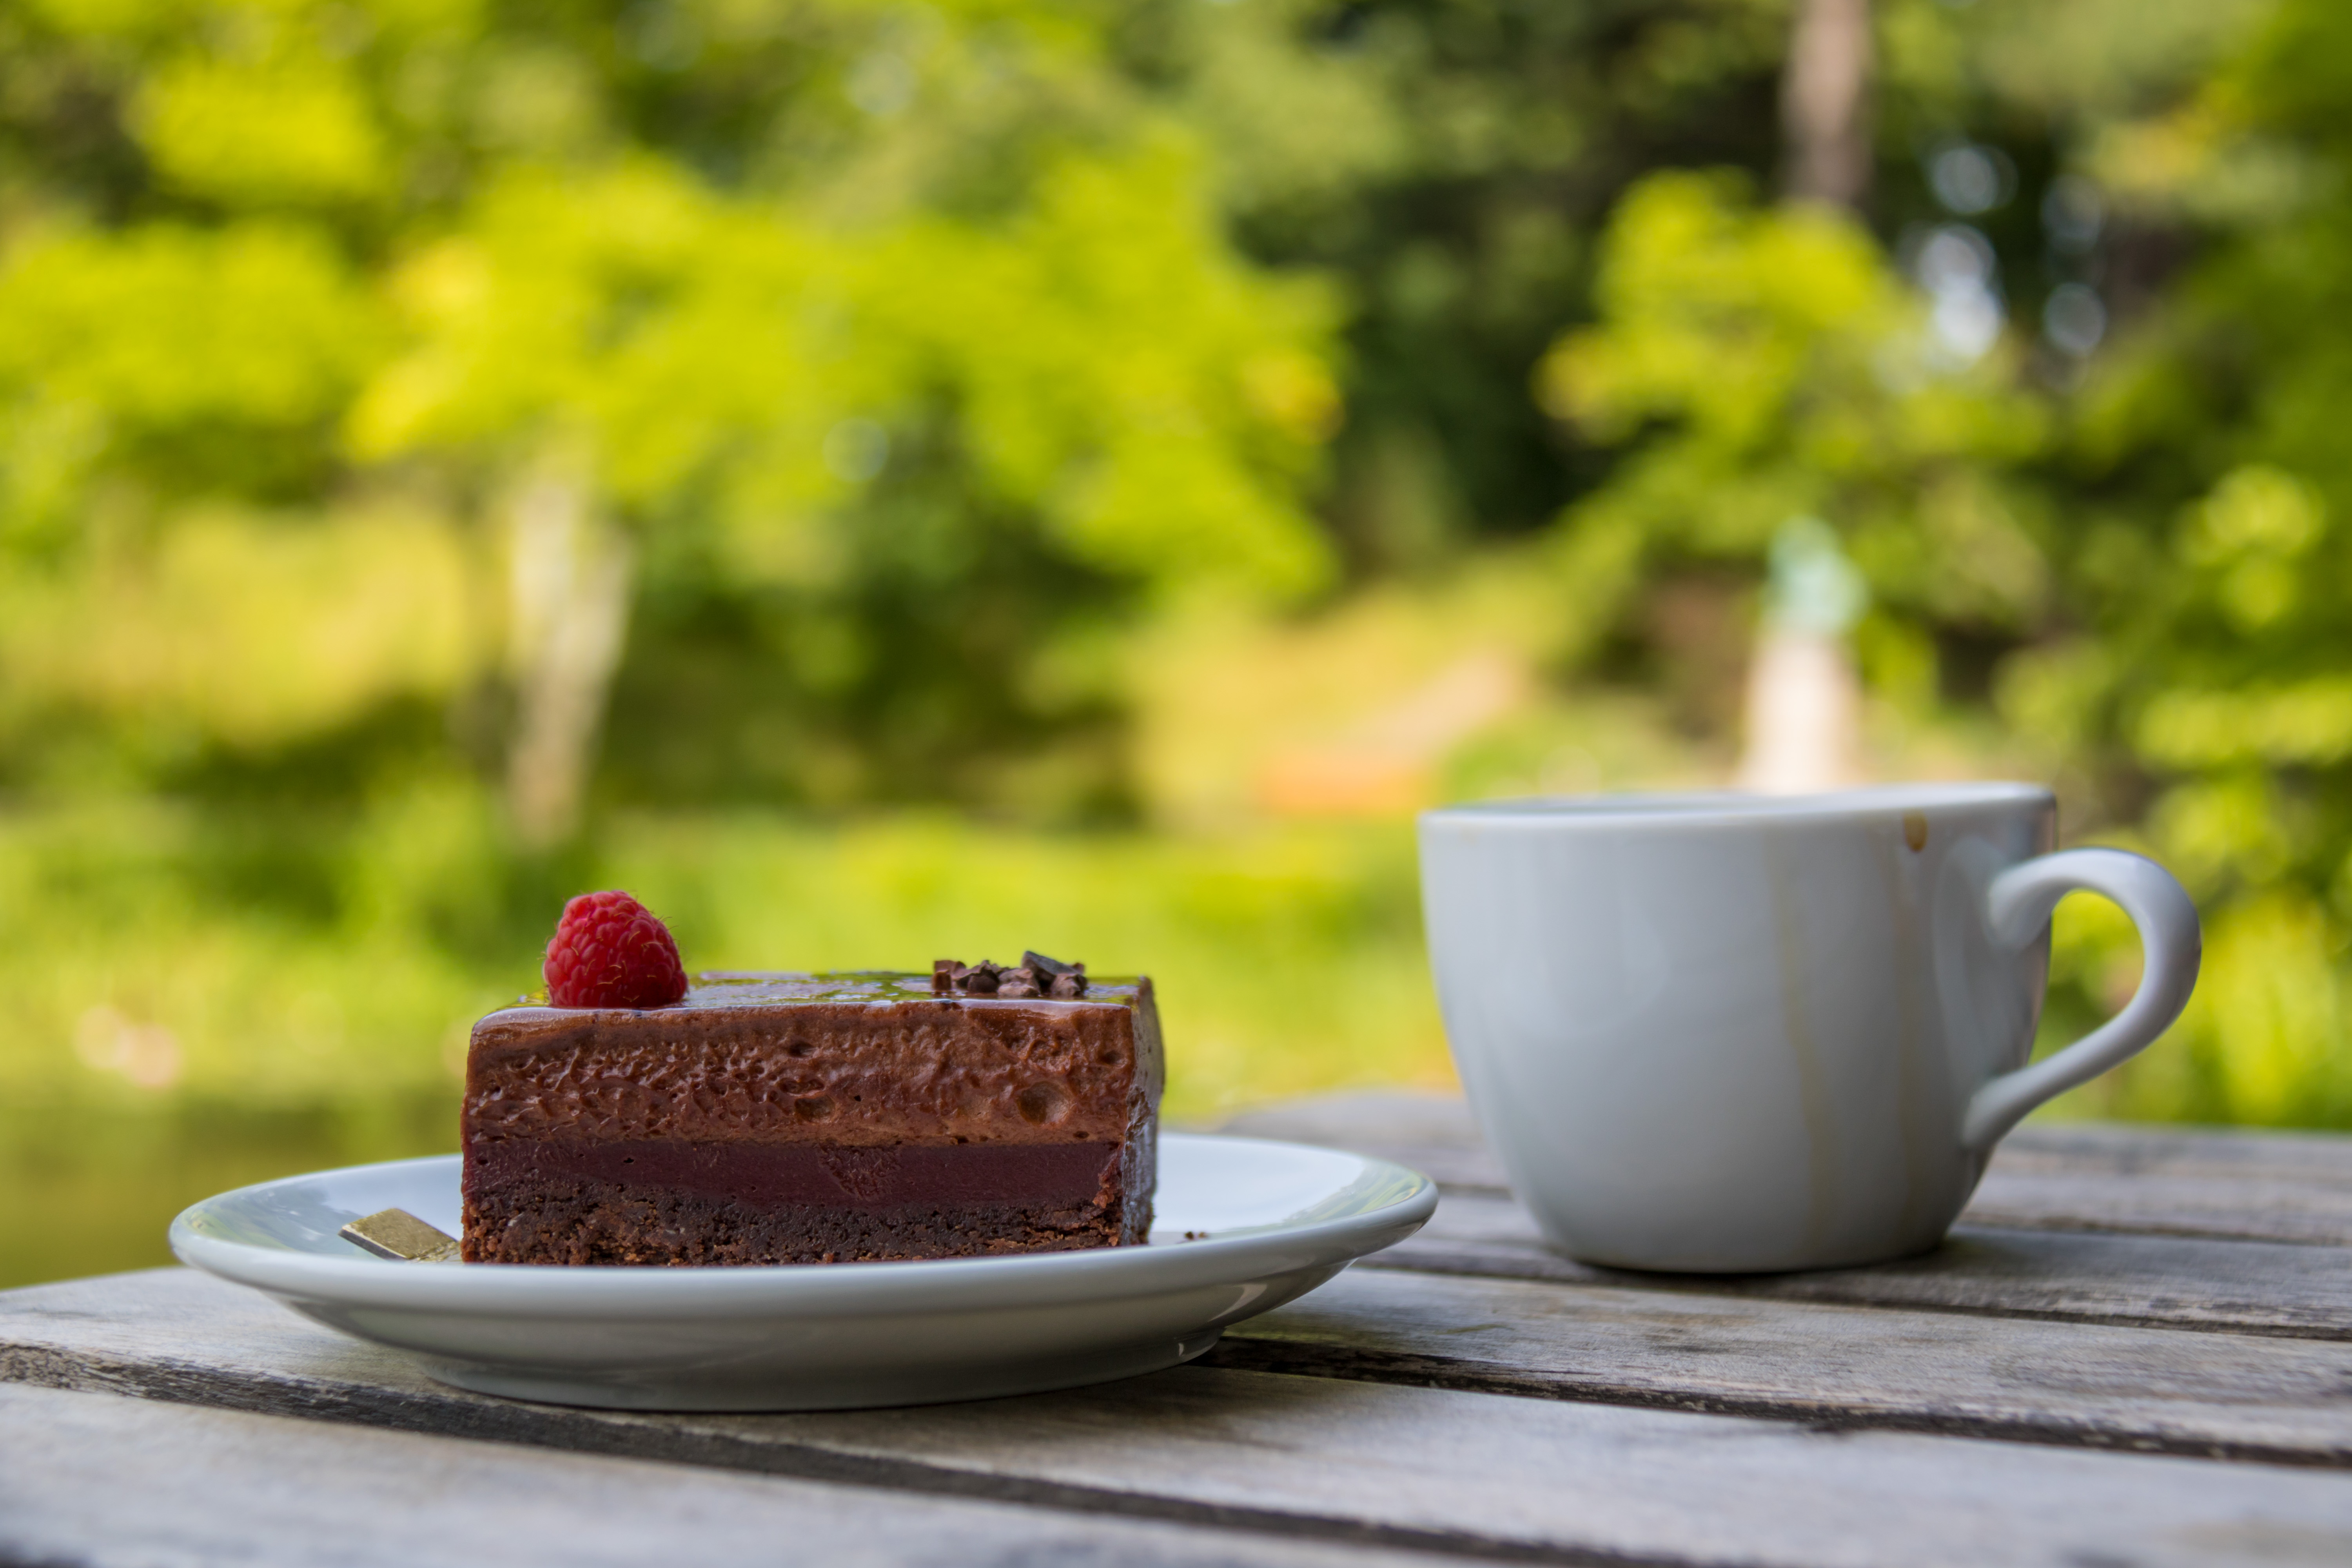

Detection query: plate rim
(167, 1130), (1437, 1318)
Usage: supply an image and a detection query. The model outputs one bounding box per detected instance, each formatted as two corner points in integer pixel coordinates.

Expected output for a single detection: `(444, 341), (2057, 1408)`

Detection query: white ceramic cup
(1419, 784), (2200, 1273)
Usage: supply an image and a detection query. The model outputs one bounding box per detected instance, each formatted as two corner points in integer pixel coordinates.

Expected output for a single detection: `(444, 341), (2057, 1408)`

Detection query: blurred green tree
(1120, 0), (1797, 573)
(1535, 169), (2046, 650)
(1985, 0), (2352, 1123)
(1528, 0), (2352, 1123)
(0, 0), (1340, 847)
(6, 0), (2352, 1136)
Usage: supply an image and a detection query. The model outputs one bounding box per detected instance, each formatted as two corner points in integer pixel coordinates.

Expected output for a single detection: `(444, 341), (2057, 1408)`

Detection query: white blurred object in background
(1735, 517), (1869, 793)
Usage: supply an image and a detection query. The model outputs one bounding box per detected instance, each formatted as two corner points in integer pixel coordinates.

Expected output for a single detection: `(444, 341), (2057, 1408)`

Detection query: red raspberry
(543, 891), (689, 1009)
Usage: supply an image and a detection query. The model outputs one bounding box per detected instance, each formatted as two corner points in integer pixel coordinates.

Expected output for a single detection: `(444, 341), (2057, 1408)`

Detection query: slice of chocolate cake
(461, 955), (1160, 1266)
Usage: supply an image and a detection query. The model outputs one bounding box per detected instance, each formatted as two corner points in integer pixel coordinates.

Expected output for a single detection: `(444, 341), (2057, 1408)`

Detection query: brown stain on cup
(1764, 834), (1838, 1259)
(1903, 811), (1929, 853)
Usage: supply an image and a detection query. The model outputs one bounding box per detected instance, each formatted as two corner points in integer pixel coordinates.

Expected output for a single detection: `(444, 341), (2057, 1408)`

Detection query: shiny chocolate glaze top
(465, 971), (1162, 1150)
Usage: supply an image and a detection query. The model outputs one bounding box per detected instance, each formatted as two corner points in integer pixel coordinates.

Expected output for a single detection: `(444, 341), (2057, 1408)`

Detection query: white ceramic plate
(168, 1132), (1435, 1412)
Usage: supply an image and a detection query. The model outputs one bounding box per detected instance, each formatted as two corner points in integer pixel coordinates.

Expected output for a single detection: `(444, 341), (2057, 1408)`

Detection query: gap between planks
(1211, 1267), (2352, 1469)
(0, 1383), (1566, 1568)
(1372, 1192), (2352, 1343)
(9, 1272), (2352, 1568)
(0, 1381), (1633, 1568)
(1214, 1095), (2352, 1249)
(0, 1275), (1677, 1568)
(22, 1263), (2352, 1471)
(1216, 1094), (2352, 1339)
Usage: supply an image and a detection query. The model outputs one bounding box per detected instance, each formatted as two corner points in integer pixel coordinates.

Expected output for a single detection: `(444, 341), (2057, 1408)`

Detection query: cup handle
(1960, 849), (2202, 1154)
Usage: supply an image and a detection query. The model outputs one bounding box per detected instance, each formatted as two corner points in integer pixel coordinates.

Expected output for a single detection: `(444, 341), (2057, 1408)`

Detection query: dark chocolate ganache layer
(466, 1138), (1122, 1210)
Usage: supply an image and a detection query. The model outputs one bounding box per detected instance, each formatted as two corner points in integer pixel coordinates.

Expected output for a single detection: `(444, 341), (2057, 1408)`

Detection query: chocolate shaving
(931, 955), (1086, 998)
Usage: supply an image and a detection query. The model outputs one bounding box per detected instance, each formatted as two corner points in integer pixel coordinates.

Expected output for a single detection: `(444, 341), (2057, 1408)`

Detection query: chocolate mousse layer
(461, 970), (1160, 1265)
(465, 1139), (1129, 1265)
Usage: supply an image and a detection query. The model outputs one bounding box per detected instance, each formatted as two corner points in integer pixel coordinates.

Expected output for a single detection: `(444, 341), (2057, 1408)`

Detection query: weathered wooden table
(6, 1095), (2352, 1566)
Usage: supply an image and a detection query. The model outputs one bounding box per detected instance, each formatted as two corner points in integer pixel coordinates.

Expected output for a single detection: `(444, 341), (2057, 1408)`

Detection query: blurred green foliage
(6, 0), (2352, 1285)
(1534, 0), (2352, 1127)
(0, 0), (1341, 823)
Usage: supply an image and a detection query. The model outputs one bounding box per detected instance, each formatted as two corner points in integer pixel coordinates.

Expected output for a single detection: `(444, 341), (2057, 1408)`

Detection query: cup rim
(1421, 781), (2053, 828)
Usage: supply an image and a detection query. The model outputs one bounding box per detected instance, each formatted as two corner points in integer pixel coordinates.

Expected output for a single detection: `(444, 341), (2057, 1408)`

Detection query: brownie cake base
(468, 1180), (1123, 1265)
(464, 1138), (1138, 1265)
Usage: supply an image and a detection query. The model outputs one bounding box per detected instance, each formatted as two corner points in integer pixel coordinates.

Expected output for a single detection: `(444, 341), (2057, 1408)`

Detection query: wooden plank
(1969, 1124), (2352, 1247)
(1214, 1265), (2352, 1465)
(9, 1269), (2352, 1568)
(0, 1382), (1458, 1568)
(1387, 1190), (2352, 1338)
(2001, 1122), (2352, 1184)
(1218, 1093), (2352, 1246)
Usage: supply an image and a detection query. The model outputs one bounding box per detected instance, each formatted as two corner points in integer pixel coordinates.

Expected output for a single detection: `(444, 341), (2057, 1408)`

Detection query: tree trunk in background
(1735, 0), (1873, 793)
(1782, 0), (1874, 208)
(1732, 631), (1867, 792)
(505, 465), (633, 849)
